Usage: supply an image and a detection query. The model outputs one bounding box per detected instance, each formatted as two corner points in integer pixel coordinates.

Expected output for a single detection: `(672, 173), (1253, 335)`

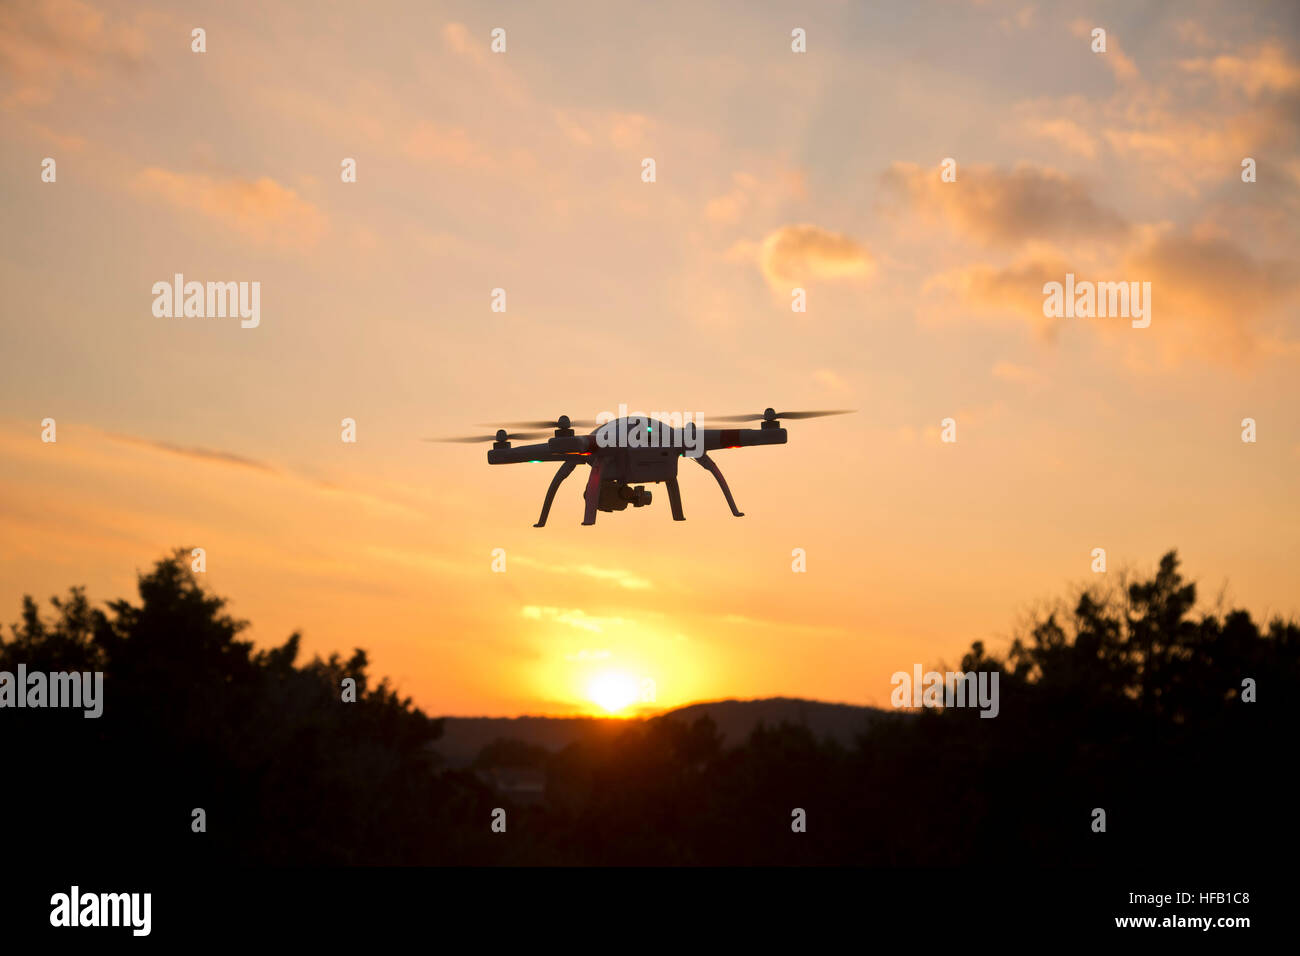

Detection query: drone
(428, 408), (853, 526)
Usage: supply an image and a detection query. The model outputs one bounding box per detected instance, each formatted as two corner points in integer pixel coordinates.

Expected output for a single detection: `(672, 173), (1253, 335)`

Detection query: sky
(1, 0), (1297, 716)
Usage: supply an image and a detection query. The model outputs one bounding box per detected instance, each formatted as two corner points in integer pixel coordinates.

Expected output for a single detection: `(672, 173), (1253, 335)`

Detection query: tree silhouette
(3, 548), (1294, 866)
(2, 550), (496, 865)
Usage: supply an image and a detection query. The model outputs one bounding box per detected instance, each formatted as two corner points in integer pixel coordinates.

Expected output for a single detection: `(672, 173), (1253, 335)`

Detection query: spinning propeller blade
(424, 430), (549, 443)
(479, 415), (596, 430)
(709, 408), (856, 423)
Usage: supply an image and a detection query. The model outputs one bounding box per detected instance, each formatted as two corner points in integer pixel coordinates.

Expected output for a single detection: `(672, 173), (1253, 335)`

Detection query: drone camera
(620, 484), (652, 507)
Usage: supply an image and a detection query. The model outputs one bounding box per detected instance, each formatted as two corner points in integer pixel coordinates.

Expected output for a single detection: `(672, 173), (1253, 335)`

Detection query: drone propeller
(479, 415), (596, 430)
(708, 408), (856, 423)
(424, 429), (549, 444)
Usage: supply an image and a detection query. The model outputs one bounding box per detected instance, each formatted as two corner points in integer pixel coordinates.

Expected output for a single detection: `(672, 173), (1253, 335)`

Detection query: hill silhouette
(435, 698), (891, 768)
(655, 696), (893, 747)
(2, 547), (1295, 866)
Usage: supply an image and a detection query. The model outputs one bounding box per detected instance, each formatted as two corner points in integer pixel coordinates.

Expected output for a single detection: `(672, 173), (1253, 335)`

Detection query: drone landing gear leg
(694, 453), (744, 517)
(665, 477), (685, 520)
(581, 461), (603, 526)
(534, 460), (578, 528)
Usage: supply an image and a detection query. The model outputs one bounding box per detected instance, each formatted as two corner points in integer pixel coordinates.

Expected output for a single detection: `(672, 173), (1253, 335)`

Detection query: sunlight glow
(587, 671), (639, 714)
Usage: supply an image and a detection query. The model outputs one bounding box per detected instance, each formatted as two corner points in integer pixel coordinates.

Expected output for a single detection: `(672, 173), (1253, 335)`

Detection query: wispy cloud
(100, 431), (430, 518)
(1070, 19), (1139, 84)
(521, 606), (626, 633)
(0, 0), (146, 108)
(883, 162), (1128, 248)
(131, 168), (328, 251)
(1122, 229), (1298, 364)
(512, 556), (652, 590)
(1180, 42), (1300, 97)
(813, 369), (852, 395)
(1018, 110), (1098, 159)
(992, 361), (1047, 387)
(923, 251), (1070, 334)
(733, 224), (874, 290)
(104, 433), (277, 473)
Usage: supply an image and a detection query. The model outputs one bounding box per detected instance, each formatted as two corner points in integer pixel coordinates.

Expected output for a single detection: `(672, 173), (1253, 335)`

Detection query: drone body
(432, 408), (851, 526)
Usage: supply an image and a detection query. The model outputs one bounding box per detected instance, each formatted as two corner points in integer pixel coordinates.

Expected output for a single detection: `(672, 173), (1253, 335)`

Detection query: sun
(586, 671), (639, 715)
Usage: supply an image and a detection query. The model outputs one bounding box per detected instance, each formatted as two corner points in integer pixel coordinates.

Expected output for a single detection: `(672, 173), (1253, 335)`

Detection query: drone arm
(694, 453), (744, 517)
(700, 427), (787, 451)
(487, 442), (577, 465)
(534, 460), (578, 528)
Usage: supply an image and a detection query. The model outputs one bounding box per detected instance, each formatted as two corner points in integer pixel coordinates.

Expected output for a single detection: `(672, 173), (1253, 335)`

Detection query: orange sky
(2, 0), (1298, 716)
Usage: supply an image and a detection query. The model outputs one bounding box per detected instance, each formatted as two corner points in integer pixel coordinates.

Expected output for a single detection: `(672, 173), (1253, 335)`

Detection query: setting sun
(586, 671), (639, 714)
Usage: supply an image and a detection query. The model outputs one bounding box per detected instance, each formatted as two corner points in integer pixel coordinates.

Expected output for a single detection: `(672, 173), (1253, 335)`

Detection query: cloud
(441, 22), (488, 66)
(999, 5), (1036, 32)
(923, 252), (1070, 333)
(521, 606), (624, 634)
(1020, 39), (1300, 198)
(563, 649), (612, 662)
(104, 433), (277, 473)
(261, 83), (394, 148)
(882, 162), (1129, 247)
(715, 613), (843, 636)
(608, 113), (652, 150)
(1020, 114), (1098, 159)
(21, 120), (87, 151)
(922, 225), (1296, 366)
(992, 361), (1047, 387)
(705, 172), (758, 223)
(572, 565), (652, 590)
(1100, 107), (1285, 197)
(439, 21), (528, 106)
(406, 120), (501, 169)
(704, 168), (806, 224)
(747, 224), (874, 289)
(511, 556), (651, 590)
(553, 109), (594, 146)
(1069, 19), (1139, 83)
(813, 369), (852, 395)
(131, 168), (328, 251)
(0, 0), (146, 108)
(1180, 42), (1300, 97)
(94, 430), (429, 520)
(1121, 230), (1298, 364)
(1173, 20), (1214, 51)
